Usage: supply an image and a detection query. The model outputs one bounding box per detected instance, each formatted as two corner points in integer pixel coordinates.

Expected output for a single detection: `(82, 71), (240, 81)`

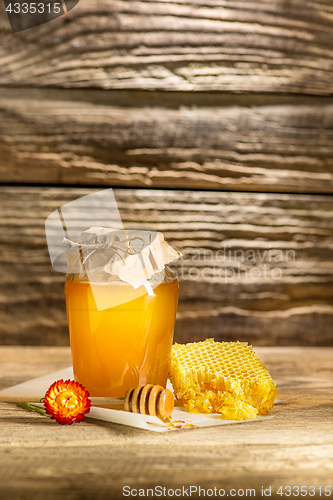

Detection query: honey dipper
(0, 384), (175, 418)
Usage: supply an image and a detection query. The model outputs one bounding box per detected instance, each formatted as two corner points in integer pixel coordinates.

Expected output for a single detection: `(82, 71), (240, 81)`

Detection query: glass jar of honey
(65, 267), (179, 398)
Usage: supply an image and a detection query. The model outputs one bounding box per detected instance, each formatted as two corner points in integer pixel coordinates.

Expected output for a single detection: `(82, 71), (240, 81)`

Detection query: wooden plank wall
(0, 0), (333, 346)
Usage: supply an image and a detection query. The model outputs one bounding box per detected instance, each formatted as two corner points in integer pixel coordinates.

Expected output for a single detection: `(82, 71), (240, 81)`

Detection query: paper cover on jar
(45, 189), (181, 310)
(65, 227), (181, 289)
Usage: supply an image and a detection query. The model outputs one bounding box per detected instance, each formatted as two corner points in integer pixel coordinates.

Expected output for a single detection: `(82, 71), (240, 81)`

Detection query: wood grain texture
(1, 0), (333, 94)
(1, 186), (332, 346)
(0, 346), (332, 500)
(1, 89), (333, 193)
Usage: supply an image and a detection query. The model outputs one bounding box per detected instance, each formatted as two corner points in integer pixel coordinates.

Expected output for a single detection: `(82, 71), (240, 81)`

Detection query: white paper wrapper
(65, 227), (181, 310)
(66, 227), (181, 289)
(0, 368), (273, 433)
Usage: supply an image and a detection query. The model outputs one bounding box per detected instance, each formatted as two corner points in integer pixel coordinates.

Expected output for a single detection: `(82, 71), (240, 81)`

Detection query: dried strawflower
(44, 379), (91, 425)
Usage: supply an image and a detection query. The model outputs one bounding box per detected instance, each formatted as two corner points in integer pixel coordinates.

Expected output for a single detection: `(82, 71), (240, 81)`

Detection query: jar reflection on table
(65, 270), (179, 397)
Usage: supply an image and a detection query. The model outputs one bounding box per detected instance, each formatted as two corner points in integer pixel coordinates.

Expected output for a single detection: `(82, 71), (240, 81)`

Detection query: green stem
(17, 402), (47, 415)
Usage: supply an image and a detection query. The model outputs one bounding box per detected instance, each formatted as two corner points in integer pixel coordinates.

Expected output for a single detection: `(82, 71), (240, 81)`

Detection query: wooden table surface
(0, 346), (332, 500)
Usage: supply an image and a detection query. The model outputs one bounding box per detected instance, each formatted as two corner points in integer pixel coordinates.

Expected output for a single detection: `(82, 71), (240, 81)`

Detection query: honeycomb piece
(169, 339), (279, 420)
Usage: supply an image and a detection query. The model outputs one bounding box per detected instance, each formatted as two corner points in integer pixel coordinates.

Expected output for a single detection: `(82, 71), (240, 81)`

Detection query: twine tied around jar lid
(65, 226), (181, 290)
(45, 189), (181, 309)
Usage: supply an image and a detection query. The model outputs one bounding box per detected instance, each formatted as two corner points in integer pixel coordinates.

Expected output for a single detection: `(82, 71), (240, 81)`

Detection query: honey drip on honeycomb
(169, 339), (279, 420)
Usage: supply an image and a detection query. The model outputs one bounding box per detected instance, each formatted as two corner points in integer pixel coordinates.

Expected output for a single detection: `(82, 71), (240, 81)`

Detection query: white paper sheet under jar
(0, 368), (273, 432)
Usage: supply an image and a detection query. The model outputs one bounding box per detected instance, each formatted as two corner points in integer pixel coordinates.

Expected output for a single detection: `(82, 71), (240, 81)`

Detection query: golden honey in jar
(65, 270), (179, 397)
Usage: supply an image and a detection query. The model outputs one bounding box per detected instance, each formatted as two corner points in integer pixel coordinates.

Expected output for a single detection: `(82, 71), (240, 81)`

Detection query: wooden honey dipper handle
(0, 384), (175, 419)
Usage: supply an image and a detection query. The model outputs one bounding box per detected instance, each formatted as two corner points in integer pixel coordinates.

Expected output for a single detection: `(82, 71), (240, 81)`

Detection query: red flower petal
(44, 379), (91, 425)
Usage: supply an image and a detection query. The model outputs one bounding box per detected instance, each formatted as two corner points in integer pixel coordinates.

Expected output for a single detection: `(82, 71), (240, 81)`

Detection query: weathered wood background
(0, 0), (332, 346)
